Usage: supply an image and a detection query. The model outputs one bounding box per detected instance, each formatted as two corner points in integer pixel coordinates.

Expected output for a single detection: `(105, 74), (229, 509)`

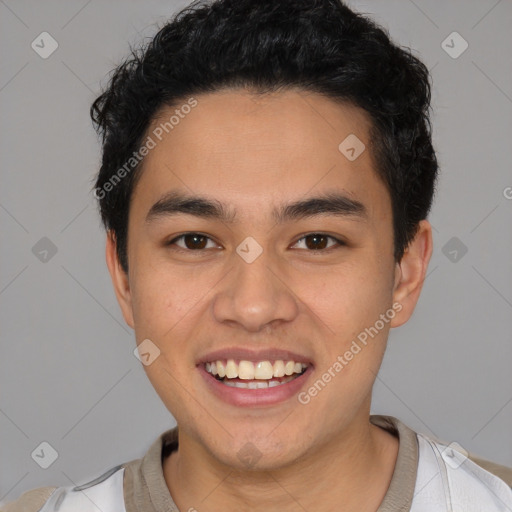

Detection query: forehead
(132, 89), (390, 221)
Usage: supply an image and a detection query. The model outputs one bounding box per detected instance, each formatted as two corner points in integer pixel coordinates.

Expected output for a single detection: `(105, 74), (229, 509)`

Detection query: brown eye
(293, 234), (344, 251)
(305, 234), (328, 250)
(183, 234), (208, 249)
(168, 233), (217, 250)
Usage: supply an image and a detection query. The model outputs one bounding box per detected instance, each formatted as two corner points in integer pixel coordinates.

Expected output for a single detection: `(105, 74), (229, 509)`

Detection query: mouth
(205, 359), (308, 389)
(198, 353), (312, 407)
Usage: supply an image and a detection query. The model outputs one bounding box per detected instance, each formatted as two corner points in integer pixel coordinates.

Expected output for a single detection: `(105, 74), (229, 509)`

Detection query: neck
(163, 414), (399, 512)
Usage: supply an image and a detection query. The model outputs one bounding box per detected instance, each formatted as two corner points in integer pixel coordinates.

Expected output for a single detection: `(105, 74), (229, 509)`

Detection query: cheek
(129, 266), (187, 336)
(129, 259), (219, 359)
(305, 261), (393, 328)
(303, 263), (395, 391)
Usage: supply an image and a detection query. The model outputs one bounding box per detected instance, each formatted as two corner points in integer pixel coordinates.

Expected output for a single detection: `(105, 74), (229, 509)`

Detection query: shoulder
(1, 465), (126, 512)
(416, 433), (512, 509)
(372, 415), (512, 510)
(1, 486), (58, 512)
(468, 453), (512, 488)
(1, 428), (176, 512)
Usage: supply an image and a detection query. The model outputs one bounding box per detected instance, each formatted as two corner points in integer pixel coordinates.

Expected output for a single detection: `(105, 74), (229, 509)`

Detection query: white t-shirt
(4, 416), (512, 511)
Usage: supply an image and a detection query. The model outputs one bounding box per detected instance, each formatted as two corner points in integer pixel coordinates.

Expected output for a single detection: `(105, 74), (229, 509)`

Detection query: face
(107, 89), (430, 470)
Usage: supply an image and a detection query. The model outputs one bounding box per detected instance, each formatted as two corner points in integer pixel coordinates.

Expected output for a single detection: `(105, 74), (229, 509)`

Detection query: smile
(205, 359), (308, 389)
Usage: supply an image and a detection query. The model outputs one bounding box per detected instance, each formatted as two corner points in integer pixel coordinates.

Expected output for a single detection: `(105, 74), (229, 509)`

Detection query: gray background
(1, 0), (511, 504)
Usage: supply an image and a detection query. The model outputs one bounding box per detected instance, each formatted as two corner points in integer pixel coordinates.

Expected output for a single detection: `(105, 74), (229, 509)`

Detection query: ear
(105, 231), (135, 329)
(390, 220), (433, 328)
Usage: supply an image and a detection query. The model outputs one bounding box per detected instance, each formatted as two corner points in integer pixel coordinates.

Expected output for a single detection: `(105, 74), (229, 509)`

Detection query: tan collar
(123, 415), (419, 512)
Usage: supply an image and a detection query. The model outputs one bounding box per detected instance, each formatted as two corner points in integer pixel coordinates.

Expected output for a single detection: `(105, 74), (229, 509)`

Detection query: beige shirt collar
(123, 415), (419, 512)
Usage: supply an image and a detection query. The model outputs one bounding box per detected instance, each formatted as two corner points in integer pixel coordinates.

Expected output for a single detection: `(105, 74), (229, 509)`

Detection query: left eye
(292, 234), (344, 251)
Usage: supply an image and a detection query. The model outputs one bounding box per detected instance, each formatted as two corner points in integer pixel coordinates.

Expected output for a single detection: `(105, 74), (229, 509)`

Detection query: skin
(106, 89), (432, 511)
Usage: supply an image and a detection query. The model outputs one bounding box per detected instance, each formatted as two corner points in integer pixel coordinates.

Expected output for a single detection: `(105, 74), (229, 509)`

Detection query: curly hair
(91, 0), (438, 272)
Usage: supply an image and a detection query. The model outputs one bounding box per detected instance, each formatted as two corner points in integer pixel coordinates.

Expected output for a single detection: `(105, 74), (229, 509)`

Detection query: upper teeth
(205, 359), (307, 380)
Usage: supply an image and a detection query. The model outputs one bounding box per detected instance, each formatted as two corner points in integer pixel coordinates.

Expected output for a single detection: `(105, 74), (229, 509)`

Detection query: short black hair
(91, 0), (438, 272)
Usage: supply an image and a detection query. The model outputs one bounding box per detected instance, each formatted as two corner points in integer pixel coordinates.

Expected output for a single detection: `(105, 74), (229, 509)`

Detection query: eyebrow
(145, 191), (367, 224)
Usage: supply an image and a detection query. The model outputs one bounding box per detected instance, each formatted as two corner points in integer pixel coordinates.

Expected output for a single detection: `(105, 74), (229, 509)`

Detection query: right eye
(166, 233), (220, 251)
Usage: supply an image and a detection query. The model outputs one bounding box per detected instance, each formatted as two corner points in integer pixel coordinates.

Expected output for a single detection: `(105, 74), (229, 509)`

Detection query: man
(5, 0), (512, 510)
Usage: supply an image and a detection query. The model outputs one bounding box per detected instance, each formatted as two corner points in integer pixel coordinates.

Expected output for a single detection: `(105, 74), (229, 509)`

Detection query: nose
(212, 250), (299, 333)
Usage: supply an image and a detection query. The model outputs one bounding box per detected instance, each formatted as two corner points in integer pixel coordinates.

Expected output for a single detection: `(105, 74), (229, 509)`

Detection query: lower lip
(198, 365), (312, 407)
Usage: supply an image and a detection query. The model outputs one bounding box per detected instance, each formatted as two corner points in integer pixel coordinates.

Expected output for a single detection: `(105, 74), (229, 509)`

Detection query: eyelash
(166, 232), (346, 253)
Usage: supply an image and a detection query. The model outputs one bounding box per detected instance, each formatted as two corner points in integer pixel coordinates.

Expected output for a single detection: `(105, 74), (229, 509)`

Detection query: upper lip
(197, 347), (313, 365)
